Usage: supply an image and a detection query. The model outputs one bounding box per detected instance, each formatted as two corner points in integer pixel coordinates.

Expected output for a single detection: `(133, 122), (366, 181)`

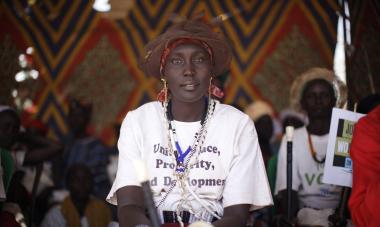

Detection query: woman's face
(163, 43), (212, 103)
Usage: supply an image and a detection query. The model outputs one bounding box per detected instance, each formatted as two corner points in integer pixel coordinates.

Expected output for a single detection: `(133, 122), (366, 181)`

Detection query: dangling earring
(157, 78), (168, 103)
(208, 76), (213, 100)
(209, 75), (225, 100)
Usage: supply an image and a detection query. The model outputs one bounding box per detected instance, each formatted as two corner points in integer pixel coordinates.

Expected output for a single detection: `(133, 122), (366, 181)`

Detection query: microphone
(134, 160), (161, 227)
(285, 126), (294, 220)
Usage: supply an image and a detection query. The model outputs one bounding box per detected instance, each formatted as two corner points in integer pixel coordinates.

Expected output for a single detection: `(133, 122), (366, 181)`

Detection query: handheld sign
(323, 108), (365, 187)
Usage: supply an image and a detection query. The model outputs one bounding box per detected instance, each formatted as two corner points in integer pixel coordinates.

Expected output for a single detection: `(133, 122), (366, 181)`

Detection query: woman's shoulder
(215, 102), (250, 121)
(216, 101), (245, 115)
(131, 101), (161, 112)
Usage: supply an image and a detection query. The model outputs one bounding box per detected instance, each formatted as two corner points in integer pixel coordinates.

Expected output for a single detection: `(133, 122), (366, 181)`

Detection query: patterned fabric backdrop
(0, 0), (340, 144)
(347, 0), (380, 105)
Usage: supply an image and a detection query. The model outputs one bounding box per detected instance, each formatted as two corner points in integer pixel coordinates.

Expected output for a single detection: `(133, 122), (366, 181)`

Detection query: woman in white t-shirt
(106, 16), (272, 227)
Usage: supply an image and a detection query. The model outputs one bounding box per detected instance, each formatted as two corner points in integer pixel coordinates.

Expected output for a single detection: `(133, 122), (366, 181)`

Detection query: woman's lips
(181, 82), (199, 91)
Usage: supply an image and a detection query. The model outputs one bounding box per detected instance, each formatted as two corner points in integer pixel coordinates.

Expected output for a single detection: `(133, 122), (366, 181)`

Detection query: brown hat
(138, 18), (232, 77)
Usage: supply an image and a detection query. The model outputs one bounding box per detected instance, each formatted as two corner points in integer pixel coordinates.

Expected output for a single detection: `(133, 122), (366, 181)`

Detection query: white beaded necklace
(156, 97), (216, 222)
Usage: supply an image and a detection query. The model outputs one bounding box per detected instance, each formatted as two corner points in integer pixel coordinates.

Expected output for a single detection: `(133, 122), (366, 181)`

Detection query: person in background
(107, 15), (272, 227)
(20, 118), (57, 196)
(356, 93), (380, 114)
(267, 108), (306, 223)
(0, 105), (62, 226)
(40, 163), (112, 227)
(244, 100), (276, 227)
(0, 106), (21, 200)
(107, 123), (121, 184)
(271, 108), (306, 189)
(274, 68), (347, 226)
(279, 108), (307, 133)
(348, 94), (380, 227)
(244, 100), (275, 168)
(58, 99), (111, 200)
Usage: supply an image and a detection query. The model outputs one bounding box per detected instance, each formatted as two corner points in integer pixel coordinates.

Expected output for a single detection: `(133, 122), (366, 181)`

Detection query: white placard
(322, 108), (365, 187)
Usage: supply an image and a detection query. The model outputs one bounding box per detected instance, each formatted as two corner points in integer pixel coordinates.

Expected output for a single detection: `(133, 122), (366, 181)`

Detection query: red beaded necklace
(307, 132), (326, 164)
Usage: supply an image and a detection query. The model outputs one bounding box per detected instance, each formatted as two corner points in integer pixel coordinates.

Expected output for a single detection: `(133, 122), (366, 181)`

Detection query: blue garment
(63, 136), (111, 199)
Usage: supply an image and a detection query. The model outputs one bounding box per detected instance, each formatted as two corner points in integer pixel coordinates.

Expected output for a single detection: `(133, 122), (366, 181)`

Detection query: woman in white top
(107, 16), (272, 227)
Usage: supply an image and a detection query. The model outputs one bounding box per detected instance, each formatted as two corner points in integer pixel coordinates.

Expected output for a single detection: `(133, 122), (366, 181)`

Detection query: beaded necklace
(156, 97), (216, 219)
(307, 132), (326, 164)
(167, 99), (208, 173)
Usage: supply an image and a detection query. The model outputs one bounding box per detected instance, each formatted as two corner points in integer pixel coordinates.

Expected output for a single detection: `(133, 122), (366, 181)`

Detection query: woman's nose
(183, 62), (195, 76)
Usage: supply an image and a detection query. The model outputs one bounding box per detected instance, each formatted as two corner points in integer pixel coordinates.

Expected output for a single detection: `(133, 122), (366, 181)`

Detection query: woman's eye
(193, 57), (204, 63)
(171, 58), (183, 65)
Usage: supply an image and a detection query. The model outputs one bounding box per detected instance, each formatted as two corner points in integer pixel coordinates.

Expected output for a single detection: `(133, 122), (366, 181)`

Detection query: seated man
(274, 68), (347, 226)
(41, 164), (112, 227)
(0, 105), (62, 226)
(58, 99), (111, 199)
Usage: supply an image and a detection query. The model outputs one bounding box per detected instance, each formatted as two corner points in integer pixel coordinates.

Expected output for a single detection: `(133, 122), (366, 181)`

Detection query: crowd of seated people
(1, 68), (379, 227)
(0, 100), (117, 227)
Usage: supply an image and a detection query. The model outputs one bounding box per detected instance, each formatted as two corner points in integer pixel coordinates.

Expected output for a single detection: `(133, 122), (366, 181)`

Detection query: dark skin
(276, 79), (336, 221)
(19, 131), (63, 165)
(117, 43), (250, 227)
(67, 104), (92, 139)
(164, 43), (211, 122)
(301, 79), (336, 135)
(0, 110), (62, 165)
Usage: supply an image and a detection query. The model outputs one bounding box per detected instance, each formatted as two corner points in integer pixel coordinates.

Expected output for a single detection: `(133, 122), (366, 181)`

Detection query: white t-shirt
(275, 127), (341, 209)
(107, 100), (272, 221)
